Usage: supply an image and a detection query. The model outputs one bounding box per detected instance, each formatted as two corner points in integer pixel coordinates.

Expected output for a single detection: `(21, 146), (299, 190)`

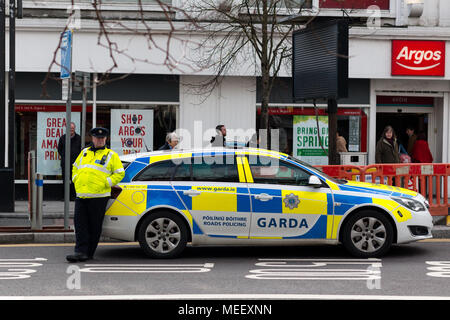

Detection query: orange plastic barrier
(315, 163), (450, 217)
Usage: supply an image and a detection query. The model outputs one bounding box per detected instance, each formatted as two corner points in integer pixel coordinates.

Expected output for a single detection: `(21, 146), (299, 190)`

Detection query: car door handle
(183, 189), (201, 197)
(254, 193), (273, 201)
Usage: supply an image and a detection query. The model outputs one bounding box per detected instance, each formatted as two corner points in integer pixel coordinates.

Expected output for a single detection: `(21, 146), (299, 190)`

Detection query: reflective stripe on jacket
(72, 146), (125, 198)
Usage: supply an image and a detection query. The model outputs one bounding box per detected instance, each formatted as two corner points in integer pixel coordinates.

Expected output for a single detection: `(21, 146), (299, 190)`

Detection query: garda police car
(103, 148), (433, 258)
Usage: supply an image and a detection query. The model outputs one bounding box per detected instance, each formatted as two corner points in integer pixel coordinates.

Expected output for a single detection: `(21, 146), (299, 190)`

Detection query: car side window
(172, 159), (192, 181)
(192, 155), (239, 183)
(133, 160), (175, 181)
(248, 156), (312, 186)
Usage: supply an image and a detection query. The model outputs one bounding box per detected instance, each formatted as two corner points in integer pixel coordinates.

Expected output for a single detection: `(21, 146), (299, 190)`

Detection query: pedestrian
(158, 132), (180, 150)
(57, 122), (82, 200)
(210, 124), (227, 147)
(336, 131), (348, 153)
(66, 127), (125, 263)
(375, 125), (400, 164)
(406, 125), (417, 157)
(411, 132), (433, 163)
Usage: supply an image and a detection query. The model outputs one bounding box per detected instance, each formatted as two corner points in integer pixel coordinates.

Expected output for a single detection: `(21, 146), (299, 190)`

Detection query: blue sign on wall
(60, 30), (72, 79)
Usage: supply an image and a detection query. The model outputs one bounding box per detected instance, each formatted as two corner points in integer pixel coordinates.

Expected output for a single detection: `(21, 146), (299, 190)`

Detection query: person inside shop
(158, 132), (180, 150)
(336, 130), (348, 153)
(66, 127), (125, 263)
(375, 125), (400, 164)
(411, 132), (433, 163)
(211, 124), (227, 147)
(57, 122), (82, 201)
(406, 125), (417, 157)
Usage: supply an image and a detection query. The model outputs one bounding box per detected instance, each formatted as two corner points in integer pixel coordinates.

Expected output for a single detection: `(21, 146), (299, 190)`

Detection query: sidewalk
(0, 201), (449, 244)
(0, 201), (76, 244)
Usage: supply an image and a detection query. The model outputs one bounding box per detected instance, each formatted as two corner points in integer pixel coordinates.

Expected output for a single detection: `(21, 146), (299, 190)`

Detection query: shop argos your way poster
(293, 115), (328, 166)
(110, 109), (154, 155)
(37, 112), (80, 175)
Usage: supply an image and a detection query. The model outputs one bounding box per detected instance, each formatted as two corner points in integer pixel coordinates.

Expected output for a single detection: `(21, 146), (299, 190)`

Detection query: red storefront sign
(377, 96), (434, 107)
(319, 0), (389, 10)
(15, 104), (93, 112)
(392, 40), (446, 76)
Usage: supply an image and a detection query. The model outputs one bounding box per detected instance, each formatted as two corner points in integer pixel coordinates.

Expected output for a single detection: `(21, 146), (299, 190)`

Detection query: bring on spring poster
(293, 115), (329, 166)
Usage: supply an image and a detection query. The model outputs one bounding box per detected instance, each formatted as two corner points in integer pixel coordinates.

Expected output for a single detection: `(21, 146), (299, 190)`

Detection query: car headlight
(392, 197), (426, 212)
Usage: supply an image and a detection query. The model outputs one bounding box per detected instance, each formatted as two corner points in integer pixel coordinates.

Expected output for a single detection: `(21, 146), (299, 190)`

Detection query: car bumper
(102, 215), (137, 242)
(396, 210), (434, 244)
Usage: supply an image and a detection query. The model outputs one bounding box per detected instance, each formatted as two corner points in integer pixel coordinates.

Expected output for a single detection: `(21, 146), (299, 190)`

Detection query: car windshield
(121, 161), (131, 170)
(287, 156), (347, 185)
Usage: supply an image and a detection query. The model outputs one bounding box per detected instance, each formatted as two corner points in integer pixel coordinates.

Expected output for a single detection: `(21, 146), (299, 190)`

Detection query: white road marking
(0, 293), (449, 300)
(247, 258), (382, 280)
(0, 258), (47, 280)
(426, 261), (450, 278)
(79, 263), (215, 273)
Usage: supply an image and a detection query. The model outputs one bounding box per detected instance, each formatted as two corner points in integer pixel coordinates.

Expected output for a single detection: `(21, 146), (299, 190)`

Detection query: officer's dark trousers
(74, 197), (109, 258)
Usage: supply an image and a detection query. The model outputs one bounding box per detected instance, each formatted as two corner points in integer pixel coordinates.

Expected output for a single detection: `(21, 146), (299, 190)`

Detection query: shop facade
(6, 1), (450, 200)
(14, 73), (179, 199)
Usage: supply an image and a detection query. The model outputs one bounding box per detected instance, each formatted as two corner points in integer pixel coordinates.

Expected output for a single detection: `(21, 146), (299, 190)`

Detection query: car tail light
(111, 185), (122, 199)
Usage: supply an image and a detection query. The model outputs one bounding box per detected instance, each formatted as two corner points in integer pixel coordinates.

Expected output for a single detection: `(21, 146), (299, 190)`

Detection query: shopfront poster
(293, 115), (329, 166)
(37, 112), (80, 175)
(110, 109), (154, 155)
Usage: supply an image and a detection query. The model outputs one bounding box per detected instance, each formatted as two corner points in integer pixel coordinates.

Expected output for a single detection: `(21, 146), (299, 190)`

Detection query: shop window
(256, 106), (367, 165)
(14, 103), (178, 181)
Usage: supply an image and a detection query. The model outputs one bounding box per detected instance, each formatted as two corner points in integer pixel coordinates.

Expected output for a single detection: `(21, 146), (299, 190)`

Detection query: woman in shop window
(375, 125), (400, 164)
(411, 132), (433, 163)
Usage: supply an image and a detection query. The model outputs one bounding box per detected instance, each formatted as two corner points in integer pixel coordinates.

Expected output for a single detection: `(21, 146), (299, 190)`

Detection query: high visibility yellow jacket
(72, 146), (125, 198)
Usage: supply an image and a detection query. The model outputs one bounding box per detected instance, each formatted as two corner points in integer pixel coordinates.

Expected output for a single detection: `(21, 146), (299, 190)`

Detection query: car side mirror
(308, 175), (323, 188)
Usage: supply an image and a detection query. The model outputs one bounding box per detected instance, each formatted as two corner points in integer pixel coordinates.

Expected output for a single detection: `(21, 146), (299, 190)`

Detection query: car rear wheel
(342, 210), (394, 258)
(138, 211), (188, 258)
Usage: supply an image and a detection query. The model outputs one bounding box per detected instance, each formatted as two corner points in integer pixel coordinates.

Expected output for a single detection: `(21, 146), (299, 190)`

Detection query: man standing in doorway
(57, 122), (82, 200)
(66, 127), (125, 262)
(406, 126), (417, 157)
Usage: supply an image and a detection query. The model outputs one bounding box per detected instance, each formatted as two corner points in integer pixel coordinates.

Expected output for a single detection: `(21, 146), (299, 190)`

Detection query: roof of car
(119, 147), (288, 163)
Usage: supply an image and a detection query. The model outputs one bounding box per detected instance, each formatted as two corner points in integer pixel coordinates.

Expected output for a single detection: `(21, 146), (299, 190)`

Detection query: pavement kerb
(0, 228), (449, 244)
(0, 232), (121, 244)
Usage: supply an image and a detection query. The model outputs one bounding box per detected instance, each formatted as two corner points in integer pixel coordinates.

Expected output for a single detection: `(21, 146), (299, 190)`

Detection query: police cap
(90, 127), (109, 137)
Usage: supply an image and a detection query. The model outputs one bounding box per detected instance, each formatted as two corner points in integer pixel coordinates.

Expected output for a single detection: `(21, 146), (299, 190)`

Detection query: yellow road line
(419, 239), (450, 243)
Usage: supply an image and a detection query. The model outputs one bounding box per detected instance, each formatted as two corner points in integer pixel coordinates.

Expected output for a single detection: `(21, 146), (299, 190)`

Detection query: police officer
(66, 127), (125, 263)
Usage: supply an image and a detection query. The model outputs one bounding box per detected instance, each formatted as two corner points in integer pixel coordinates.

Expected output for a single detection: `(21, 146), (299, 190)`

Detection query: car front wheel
(138, 211), (188, 258)
(342, 210), (394, 258)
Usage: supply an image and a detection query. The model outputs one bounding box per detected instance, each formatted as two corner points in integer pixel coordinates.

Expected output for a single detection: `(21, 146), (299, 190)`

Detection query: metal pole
(29, 151), (36, 229)
(8, 0), (15, 203)
(64, 76), (72, 230)
(64, 78), (72, 230)
(64, 47), (73, 230)
(81, 75), (87, 148)
(93, 73), (97, 128)
(0, 0), (5, 169)
(36, 173), (43, 230)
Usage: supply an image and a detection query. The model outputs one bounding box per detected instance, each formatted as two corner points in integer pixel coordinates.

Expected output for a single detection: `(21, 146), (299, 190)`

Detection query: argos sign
(392, 40), (445, 76)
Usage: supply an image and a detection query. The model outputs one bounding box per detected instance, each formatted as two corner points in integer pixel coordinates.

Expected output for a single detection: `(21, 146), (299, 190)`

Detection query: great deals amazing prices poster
(37, 112), (81, 175)
(110, 109), (154, 155)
